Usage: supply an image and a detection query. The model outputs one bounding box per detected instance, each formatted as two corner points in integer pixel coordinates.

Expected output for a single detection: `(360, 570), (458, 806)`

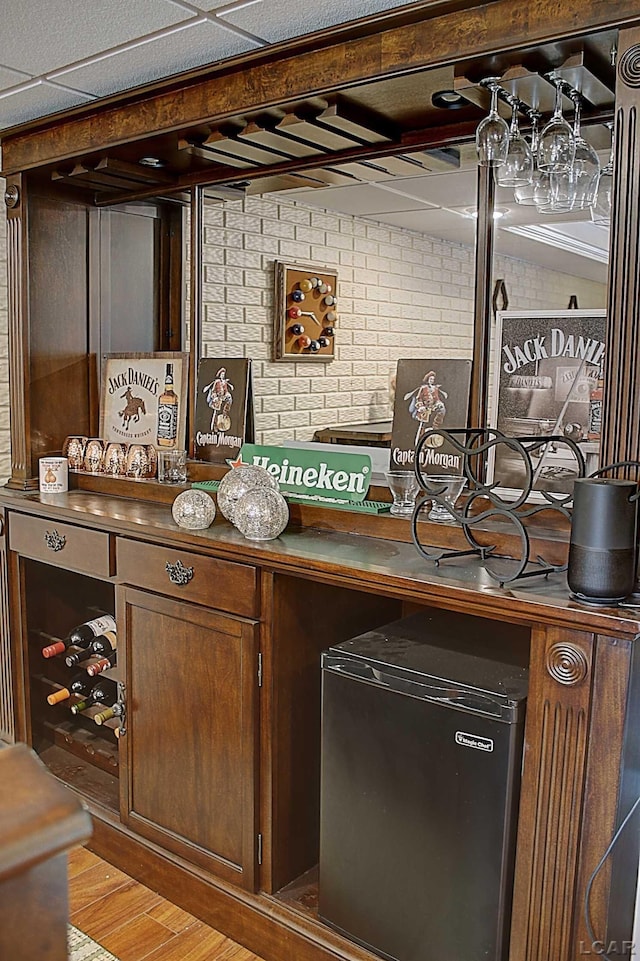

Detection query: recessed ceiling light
(139, 156), (166, 168)
(463, 206), (508, 220)
(431, 89), (466, 110)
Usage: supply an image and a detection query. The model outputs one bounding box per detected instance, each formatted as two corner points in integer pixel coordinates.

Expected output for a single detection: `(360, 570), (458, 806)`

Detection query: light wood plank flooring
(68, 847), (266, 961)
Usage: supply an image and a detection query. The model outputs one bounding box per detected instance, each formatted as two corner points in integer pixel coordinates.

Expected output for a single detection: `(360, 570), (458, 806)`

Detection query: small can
(39, 457), (69, 493)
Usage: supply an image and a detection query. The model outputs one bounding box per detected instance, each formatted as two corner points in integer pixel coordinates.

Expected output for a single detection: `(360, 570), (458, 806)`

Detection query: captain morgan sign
(234, 444), (372, 503)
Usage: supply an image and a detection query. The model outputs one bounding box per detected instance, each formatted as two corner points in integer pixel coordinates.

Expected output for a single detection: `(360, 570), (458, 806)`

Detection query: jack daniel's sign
(100, 353), (188, 449)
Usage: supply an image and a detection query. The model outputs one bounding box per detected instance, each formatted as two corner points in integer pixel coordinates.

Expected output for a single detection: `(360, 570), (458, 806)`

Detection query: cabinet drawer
(116, 538), (258, 617)
(8, 512), (113, 577)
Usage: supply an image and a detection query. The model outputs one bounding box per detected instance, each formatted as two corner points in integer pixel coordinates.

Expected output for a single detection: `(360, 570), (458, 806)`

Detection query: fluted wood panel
(510, 626), (594, 961)
(602, 27), (640, 469)
(0, 516), (14, 742)
(5, 176), (34, 489)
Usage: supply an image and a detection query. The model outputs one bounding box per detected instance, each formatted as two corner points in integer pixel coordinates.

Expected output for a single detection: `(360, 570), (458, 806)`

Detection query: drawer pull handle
(44, 530), (66, 552)
(165, 559), (194, 586)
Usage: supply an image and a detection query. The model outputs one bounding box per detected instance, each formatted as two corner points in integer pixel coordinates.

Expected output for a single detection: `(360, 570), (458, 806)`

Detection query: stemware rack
(411, 427), (640, 586)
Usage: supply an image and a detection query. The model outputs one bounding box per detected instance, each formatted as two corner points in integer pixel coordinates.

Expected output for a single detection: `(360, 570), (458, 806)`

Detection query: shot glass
(385, 470), (420, 517)
(157, 448), (188, 484)
(425, 475), (467, 524)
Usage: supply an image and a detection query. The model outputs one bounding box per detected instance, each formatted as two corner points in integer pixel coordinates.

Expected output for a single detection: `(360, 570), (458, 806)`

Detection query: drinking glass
(475, 80), (509, 168)
(424, 475), (467, 524)
(385, 470), (420, 517)
(496, 101), (533, 187)
(591, 123), (615, 225)
(537, 77), (575, 172)
(514, 115), (552, 206)
(549, 97), (599, 211)
(157, 448), (188, 484)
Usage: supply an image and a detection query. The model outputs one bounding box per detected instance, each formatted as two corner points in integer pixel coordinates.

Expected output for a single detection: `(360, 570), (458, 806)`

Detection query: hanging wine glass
(561, 94), (600, 210)
(514, 114), (552, 206)
(475, 79), (509, 167)
(496, 99), (533, 187)
(591, 122), (615, 225)
(537, 75), (575, 172)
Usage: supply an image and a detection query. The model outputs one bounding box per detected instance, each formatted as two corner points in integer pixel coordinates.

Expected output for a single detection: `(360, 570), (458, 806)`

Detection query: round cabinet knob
(309, 340), (321, 352)
(298, 335), (312, 349)
(299, 278), (313, 293)
(288, 306), (302, 319)
(326, 311), (336, 323)
(318, 336), (330, 348)
(290, 323), (305, 335)
(291, 289), (305, 302)
(323, 326), (335, 337)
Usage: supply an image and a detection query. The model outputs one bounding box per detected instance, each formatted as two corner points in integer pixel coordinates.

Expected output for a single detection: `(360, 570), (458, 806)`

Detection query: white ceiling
(0, 0), (611, 284)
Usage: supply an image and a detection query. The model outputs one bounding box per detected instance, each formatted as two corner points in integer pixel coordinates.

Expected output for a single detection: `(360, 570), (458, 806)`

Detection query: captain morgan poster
(390, 359), (472, 475)
(194, 357), (254, 464)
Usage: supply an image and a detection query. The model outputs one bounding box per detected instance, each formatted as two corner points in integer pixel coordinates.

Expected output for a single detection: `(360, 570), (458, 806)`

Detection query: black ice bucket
(568, 477), (640, 604)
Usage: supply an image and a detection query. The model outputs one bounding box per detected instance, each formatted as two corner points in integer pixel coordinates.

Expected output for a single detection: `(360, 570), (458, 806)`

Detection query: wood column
(4, 175), (36, 490)
(469, 164), (495, 432)
(510, 625), (595, 961)
(602, 26), (640, 468)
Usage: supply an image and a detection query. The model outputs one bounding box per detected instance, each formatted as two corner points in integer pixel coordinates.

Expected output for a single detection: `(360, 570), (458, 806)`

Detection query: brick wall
(0, 189), (607, 473)
(201, 195), (607, 446)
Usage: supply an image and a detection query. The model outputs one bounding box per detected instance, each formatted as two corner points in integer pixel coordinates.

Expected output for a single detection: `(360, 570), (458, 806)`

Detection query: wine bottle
(86, 651), (117, 677)
(46, 674), (94, 706)
(43, 614), (116, 659)
(41, 631), (92, 660)
(70, 678), (117, 715)
(94, 701), (125, 726)
(65, 630), (117, 667)
(588, 365), (603, 440)
(157, 362), (179, 447)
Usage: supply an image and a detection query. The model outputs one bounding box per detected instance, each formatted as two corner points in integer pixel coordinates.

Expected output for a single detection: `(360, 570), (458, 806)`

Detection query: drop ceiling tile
(0, 81), (95, 130)
(292, 182), (435, 216)
(373, 207), (476, 241)
(376, 169), (478, 207)
(219, 0), (417, 42)
(52, 21), (263, 98)
(0, 0), (193, 76)
(0, 66), (33, 92)
(188, 0), (261, 9)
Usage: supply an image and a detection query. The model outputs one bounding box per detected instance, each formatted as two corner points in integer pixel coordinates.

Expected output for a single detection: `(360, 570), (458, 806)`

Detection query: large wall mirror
(188, 52), (613, 453)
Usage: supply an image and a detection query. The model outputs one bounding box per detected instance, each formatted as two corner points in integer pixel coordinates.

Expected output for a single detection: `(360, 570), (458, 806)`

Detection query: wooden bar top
(1, 487), (639, 637)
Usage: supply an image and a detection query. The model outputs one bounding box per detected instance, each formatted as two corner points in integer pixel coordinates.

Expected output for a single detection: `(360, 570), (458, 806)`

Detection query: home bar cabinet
(2, 3), (640, 961)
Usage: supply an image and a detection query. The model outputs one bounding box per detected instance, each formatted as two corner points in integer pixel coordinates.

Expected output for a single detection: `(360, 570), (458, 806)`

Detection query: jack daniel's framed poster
(490, 310), (606, 499)
(193, 358), (254, 464)
(100, 352), (188, 449)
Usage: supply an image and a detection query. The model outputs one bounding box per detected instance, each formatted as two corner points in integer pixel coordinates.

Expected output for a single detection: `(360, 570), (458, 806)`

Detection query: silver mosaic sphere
(217, 464), (279, 524)
(233, 487), (289, 541)
(171, 489), (216, 530)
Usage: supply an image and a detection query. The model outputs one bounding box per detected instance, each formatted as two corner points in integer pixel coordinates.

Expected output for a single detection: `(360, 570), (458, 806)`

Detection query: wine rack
(23, 560), (120, 813)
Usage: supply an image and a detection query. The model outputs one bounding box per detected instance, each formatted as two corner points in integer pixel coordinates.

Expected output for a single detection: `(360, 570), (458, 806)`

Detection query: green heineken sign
(236, 444), (372, 503)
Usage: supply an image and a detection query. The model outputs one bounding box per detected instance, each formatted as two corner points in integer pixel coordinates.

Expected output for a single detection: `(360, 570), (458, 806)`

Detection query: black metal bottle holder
(410, 427), (640, 586)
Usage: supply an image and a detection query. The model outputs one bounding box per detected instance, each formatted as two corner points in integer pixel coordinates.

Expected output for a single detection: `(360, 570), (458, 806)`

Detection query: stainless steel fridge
(319, 609), (529, 961)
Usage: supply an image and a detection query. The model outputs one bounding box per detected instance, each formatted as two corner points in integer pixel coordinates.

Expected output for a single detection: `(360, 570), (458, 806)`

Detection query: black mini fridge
(319, 609), (529, 961)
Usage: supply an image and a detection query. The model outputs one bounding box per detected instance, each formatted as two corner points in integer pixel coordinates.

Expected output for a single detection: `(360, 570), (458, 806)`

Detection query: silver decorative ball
(233, 487), (289, 541)
(217, 465), (279, 524)
(171, 489), (216, 529)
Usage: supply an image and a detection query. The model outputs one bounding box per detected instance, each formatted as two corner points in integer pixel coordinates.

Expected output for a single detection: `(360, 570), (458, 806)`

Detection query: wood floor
(68, 846), (266, 961)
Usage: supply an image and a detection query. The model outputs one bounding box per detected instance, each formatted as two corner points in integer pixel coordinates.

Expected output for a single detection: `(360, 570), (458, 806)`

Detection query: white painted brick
(262, 394), (296, 412)
(279, 240), (311, 260)
(204, 265), (244, 286)
(246, 234), (280, 254)
(243, 268), (269, 288)
(310, 211), (340, 231)
(262, 218), (295, 239)
(255, 413), (281, 431)
(278, 204), (311, 225)
(225, 211), (261, 233)
(325, 231), (353, 251)
(202, 246), (225, 265)
(295, 225), (319, 244)
(226, 248), (263, 269)
(226, 286), (260, 305)
(279, 409), (310, 428)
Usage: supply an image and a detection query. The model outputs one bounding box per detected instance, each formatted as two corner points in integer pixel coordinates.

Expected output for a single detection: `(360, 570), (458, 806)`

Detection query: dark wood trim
(470, 164), (495, 433)
(1, 0), (637, 175)
(602, 25), (640, 469)
(188, 188), (203, 460)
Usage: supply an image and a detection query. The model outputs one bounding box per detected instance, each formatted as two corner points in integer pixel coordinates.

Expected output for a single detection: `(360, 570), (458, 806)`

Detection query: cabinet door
(118, 587), (259, 890)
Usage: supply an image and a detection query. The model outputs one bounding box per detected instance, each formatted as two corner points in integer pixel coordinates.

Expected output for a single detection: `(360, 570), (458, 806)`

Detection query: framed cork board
(274, 260), (338, 361)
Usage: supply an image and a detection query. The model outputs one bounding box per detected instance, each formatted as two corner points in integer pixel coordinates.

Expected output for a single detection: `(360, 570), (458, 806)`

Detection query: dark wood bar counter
(3, 1), (640, 959)
(0, 486), (638, 961)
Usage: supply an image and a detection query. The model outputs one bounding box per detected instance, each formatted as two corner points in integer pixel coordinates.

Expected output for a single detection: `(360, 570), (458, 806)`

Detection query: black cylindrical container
(568, 478), (639, 604)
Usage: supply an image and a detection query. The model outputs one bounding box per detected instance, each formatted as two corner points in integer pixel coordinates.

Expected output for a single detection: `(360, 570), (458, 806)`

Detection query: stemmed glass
(475, 79), (509, 167)
(496, 100), (533, 187)
(537, 75), (575, 172)
(591, 122), (615, 225)
(549, 95), (600, 211)
(514, 114), (552, 206)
